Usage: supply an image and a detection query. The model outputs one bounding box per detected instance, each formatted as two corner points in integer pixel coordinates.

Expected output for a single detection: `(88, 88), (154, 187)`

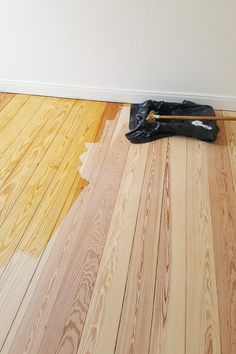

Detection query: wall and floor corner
(0, 0), (235, 110)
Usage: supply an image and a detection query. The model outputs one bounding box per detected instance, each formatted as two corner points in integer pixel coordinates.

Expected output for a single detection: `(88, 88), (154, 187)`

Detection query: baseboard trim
(0, 79), (236, 110)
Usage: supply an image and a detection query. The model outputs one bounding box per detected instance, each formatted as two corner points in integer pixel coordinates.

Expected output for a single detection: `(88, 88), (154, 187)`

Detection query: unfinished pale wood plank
(207, 120), (236, 354)
(0, 95), (45, 152)
(2, 107), (129, 354)
(224, 110), (236, 192)
(0, 94), (29, 132)
(0, 93), (15, 112)
(149, 137), (187, 354)
(0, 98), (75, 227)
(115, 139), (167, 354)
(78, 143), (149, 354)
(186, 138), (221, 354)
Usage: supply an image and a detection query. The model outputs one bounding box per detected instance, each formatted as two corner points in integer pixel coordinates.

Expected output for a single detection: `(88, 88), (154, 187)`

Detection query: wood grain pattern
(149, 137), (187, 354)
(0, 94), (29, 133)
(207, 118), (236, 354)
(186, 138), (221, 354)
(115, 139), (168, 354)
(0, 96), (235, 354)
(94, 102), (122, 142)
(0, 95), (45, 152)
(38, 106), (129, 354)
(0, 98), (74, 226)
(0, 93), (15, 112)
(0, 100), (98, 268)
(53, 103), (121, 233)
(0, 101), (107, 348)
(2, 106), (128, 354)
(224, 111), (236, 192)
(78, 143), (149, 354)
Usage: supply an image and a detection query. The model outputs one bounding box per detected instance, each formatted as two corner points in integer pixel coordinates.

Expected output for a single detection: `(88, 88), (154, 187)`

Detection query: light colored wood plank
(186, 138), (221, 354)
(2, 100), (235, 354)
(0, 93), (15, 112)
(0, 100), (103, 269)
(207, 119), (236, 354)
(78, 143), (149, 354)
(0, 94), (29, 132)
(19, 102), (106, 253)
(0, 95), (45, 151)
(149, 136), (187, 354)
(0, 97), (73, 189)
(115, 139), (167, 354)
(1, 106), (129, 354)
(0, 98), (75, 228)
(224, 111), (236, 191)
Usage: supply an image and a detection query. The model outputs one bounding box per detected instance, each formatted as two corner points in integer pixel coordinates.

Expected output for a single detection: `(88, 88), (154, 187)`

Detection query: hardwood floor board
(186, 138), (221, 354)
(0, 93), (15, 112)
(0, 96), (236, 353)
(0, 97), (72, 188)
(224, 111), (236, 192)
(0, 95), (45, 153)
(207, 120), (236, 354)
(1, 106), (129, 354)
(0, 94), (29, 132)
(115, 139), (168, 354)
(52, 177), (89, 233)
(20, 102), (106, 254)
(78, 143), (149, 354)
(0, 98), (75, 228)
(80, 106), (121, 182)
(94, 102), (122, 143)
(149, 136), (187, 354)
(0, 100), (105, 343)
(53, 104), (121, 233)
(38, 106), (129, 354)
(0, 100), (104, 267)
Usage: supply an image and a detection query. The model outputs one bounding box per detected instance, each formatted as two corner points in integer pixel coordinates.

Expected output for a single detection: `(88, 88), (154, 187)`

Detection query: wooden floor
(0, 93), (235, 354)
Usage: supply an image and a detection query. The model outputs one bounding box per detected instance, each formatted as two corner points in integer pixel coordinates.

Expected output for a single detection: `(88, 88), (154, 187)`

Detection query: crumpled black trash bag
(126, 100), (220, 143)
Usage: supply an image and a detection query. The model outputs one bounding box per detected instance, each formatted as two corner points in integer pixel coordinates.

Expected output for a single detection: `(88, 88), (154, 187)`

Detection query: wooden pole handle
(158, 115), (236, 121)
(145, 111), (236, 123)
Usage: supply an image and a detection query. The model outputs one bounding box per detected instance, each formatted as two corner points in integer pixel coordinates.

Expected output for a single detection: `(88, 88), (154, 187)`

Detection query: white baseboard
(0, 79), (236, 111)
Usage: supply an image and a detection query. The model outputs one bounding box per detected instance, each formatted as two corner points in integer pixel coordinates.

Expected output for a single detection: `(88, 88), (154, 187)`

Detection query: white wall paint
(0, 0), (235, 108)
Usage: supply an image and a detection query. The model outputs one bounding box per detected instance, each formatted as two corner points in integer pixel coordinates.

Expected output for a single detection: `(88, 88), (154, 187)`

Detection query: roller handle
(158, 115), (236, 121)
(147, 110), (236, 121)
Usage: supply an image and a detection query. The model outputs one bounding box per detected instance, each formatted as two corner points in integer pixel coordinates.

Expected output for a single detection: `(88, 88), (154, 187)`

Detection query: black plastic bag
(126, 100), (220, 143)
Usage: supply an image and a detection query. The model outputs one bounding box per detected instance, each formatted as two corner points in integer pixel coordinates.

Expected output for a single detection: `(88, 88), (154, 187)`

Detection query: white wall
(0, 0), (235, 109)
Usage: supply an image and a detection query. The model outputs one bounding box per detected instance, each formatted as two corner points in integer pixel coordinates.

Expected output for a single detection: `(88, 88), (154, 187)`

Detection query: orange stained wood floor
(0, 92), (235, 354)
